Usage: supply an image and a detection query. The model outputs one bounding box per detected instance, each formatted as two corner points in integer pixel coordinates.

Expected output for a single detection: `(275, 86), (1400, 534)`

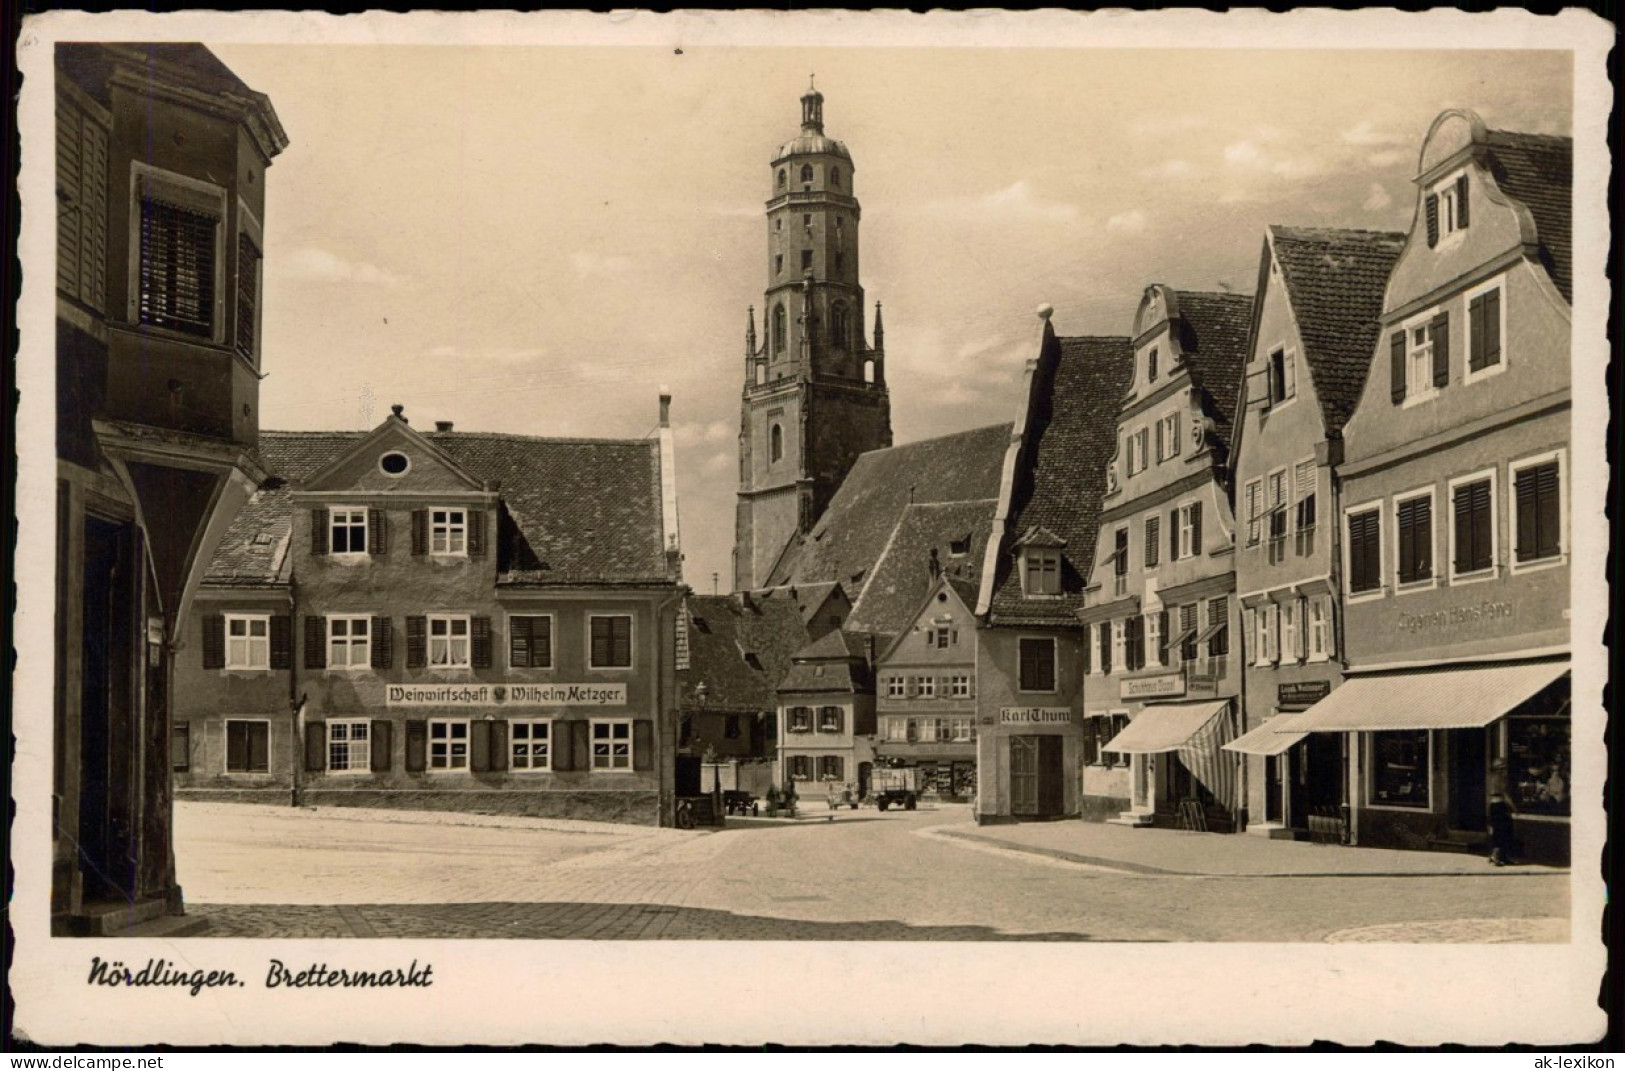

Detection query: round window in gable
(379, 451), (411, 477)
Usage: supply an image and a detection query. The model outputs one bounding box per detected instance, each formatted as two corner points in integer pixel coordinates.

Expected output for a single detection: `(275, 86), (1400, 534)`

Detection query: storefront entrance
(1449, 727), (1488, 832)
(1010, 735), (1063, 818)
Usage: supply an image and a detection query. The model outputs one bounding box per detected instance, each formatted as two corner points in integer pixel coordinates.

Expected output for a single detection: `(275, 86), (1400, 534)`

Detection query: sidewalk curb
(938, 829), (1570, 879)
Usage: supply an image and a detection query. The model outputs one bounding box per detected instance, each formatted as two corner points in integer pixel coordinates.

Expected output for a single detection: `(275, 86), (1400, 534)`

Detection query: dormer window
(1426, 172), (1470, 247)
(1021, 548), (1061, 597)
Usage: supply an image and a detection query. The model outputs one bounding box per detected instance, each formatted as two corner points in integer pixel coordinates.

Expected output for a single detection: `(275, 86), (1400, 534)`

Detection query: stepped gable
(204, 429), (668, 587)
(844, 499), (997, 640)
(1170, 290), (1255, 453)
(766, 422), (1011, 595)
(1485, 129), (1572, 304)
(678, 594), (811, 711)
(1269, 226), (1407, 434)
(985, 335), (1135, 626)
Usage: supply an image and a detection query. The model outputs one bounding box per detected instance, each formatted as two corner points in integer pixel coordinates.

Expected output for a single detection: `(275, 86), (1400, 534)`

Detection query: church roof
(773, 134), (852, 163)
(843, 499), (998, 641)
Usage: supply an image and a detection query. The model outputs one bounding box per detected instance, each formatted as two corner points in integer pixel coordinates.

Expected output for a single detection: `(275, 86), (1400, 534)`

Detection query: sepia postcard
(10, 8), (1612, 1048)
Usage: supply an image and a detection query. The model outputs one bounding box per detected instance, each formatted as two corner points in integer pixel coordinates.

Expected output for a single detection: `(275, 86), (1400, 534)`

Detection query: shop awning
(1222, 712), (1311, 756)
(1290, 662), (1569, 732)
(1102, 700), (1229, 754)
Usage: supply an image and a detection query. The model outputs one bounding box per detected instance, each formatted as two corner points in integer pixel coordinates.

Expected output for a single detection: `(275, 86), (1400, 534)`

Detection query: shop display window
(1370, 729), (1429, 808)
(1505, 717), (1569, 817)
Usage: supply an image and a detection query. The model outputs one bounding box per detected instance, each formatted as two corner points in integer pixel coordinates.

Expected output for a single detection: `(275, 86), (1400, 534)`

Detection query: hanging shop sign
(386, 683), (627, 708)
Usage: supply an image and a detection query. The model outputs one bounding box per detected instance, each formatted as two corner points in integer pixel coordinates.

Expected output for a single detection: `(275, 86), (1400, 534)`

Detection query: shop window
(1505, 713), (1569, 817)
(591, 720), (633, 771)
(1395, 491), (1434, 586)
(1450, 475), (1495, 578)
(428, 614), (471, 668)
(327, 615), (372, 670)
(1370, 730), (1430, 808)
(511, 720), (551, 770)
(508, 615), (554, 669)
(589, 614), (634, 669)
(225, 614), (271, 669)
(428, 720), (469, 770)
(1346, 506), (1383, 595)
(1513, 457), (1562, 565)
(328, 720), (371, 773)
(1018, 637), (1056, 693)
(430, 509), (467, 555)
(225, 719), (270, 774)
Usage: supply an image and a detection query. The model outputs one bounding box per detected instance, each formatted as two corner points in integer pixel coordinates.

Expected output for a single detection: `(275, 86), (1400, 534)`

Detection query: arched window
(772, 304), (787, 354)
(800, 164), (814, 184)
(770, 423), (784, 463)
(831, 304), (848, 350)
(777, 169), (787, 189)
(830, 167), (842, 188)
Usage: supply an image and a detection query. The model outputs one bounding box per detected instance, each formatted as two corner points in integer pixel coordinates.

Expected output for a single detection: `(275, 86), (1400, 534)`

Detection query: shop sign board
(998, 707), (1074, 725)
(1121, 672), (1185, 700)
(386, 683), (627, 707)
(1278, 680), (1332, 708)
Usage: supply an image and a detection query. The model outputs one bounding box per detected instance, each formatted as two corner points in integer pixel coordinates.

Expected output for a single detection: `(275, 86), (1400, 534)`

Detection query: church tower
(733, 81), (893, 592)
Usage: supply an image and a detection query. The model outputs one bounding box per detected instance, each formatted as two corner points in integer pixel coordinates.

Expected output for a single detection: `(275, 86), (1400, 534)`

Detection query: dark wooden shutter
(370, 720), (393, 771)
(633, 719), (654, 771)
(471, 616), (493, 668)
(1425, 192), (1439, 247)
(1397, 500), (1414, 583)
(470, 720), (492, 773)
(614, 616), (632, 665)
(1534, 463), (1560, 560)
(1170, 413), (1181, 456)
(371, 615), (392, 668)
(202, 614), (225, 669)
(1364, 513), (1383, 592)
(1471, 482), (1492, 572)
(305, 615), (326, 669)
(1479, 289), (1500, 369)
(227, 722), (247, 771)
(1190, 502), (1203, 558)
(1099, 624), (1111, 674)
(405, 720), (427, 772)
(305, 720), (326, 772)
(1155, 419), (1164, 462)
(1430, 313), (1450, 388)
(1157, 609), (1170, 664)
(1169, 508), (1179, 561)
(509, 616), (530, 667)
(411, 509), (428, 555)
(1455, 173), (1470, 228)
(533, 617), (553, 667)
(270, 615), (292, 669)
(310, 508), (329, 555)
(1398, 498), (1429, 583)
(468, 508), (487, 557)
(591, 617), (611, 667)
(406, 615), (427, 668)
(1469, 294), (1486, 372)
(490, 720), (509, 772)
(1390, 331), (1407, 404)
(571, 720), (591, 771)
(1145, 517), (1159, 567)
(368, 508), (387, 555)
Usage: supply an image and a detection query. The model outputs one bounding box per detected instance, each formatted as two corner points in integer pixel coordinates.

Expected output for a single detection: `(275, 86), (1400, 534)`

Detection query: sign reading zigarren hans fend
(998, 707), (1074, 724)
(386, 684), (627, 707)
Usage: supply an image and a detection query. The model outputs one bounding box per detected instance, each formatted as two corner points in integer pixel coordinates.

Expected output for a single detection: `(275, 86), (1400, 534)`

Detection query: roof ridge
(258, 428), (653, 447)
(1270, 225), (1407, 242)
(1487, 128), (1572, 147)
(869, 422), (1009, 453)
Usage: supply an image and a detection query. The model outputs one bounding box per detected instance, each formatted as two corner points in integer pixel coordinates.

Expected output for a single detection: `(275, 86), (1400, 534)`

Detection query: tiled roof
(677, 595), (810, 711)
(767, 423), (1011, 595)
(1171, 291), (1255, 453)
(986, 335), (1135, 626)
(754, 580), (846, 627)
(1486, 130), (1572, 304)
(204, 427), (671, 586)
(778, 628), (869, 695)
(844, 499), (997, 639)
(1269, 226), (1407, 435)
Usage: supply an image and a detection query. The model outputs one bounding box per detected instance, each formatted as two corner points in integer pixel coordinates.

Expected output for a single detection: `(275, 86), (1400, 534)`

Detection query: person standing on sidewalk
(1487, 792), (1517, 866)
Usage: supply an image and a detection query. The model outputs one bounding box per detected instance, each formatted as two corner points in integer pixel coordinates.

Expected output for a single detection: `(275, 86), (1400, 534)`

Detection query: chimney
(659, 388), (672, 429)
(435, 420), (454, 432)
(737, 589), (756, 613)
(391, 403), (407, 423)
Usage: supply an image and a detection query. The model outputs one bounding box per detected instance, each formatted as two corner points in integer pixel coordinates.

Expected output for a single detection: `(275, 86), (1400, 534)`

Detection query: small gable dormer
(1013, 525), (1067, 598)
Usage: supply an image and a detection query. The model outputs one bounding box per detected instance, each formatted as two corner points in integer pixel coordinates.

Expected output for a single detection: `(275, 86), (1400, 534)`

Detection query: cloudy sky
(209, 41), (1571, 593)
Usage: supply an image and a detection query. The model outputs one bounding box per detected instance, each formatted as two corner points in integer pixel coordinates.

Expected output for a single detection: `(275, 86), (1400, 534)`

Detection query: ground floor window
(429, 719), (470, 770)
(328, 719), (370, 772)
(788, 754), (813, 780)
(1369, 729), (1429, 808)
(1504, 716), (1569, 816)
(592, 719), (632, 770)
(225, 719), (270, 774)
(172, 721), (191, 773)
(511, 720), (552, 771)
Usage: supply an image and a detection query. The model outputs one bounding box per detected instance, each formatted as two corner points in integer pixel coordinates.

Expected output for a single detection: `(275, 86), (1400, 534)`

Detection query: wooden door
(1010, 736), (1039, 816)
(1037, 734), (1065, 816)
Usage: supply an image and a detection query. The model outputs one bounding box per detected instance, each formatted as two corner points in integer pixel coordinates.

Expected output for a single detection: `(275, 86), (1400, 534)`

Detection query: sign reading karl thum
(387, 683), (626, 707)
(999, 707), (1074, 724)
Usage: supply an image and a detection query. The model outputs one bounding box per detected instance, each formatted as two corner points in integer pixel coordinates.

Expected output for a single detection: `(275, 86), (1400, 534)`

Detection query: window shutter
(1430, 313), (1450, 388)
(372, 616), (393, 668)
(490, 720), (509, 772)
(305, 720), (326, 772)
(1169, 508), (1179, 560)
(1170, 413), (1181, 457)
(1145, 517), (1159, 567)
(1157, 609), (1170, 664)
(510, 616), (531, 668)
(1453, 488), (1472, 573)
(1455, 173), (1470, 228)
(411, 509), (428, 555)
(1190, 502), (1203, 557)
(633, 719), (654, 771)
(1284, 350), (1296, 398)
(406, 615), (427, 668)
(368, 508), (387, 555)
(1364, 512), (1382, 591)
(572, 720), (592, 771)
(311, 508), (329, 555)
(1535, 463), (1560, 559)
(1155, 419), (1164, 462)
(1099, 624), (1111, 674)
(1468, 295), (1486, 372)
(1389, 332), (1407, 404)
(269, 615), (292, 669)
(468, 509), (487, 557)
(551, 721), (574, 771)
(305, 615), (326, 669)
(1472, 482), (1493, 572)
(470, 720), (492, 773)
(1425, 192), (1439, 247)
(405, 720), (427, 772)
(1267, 604), (1280, 663)
(1397, 499), (1417, 583)
(370, 720), (393, 772)
(1243, 607), (1256, 662)
(471, 616), (493, 668)
(202, 614), (225, 669)
(1414, 498), (1432, 579)
(1481, 289), (1501, 368)
(591, 618), (611, 667)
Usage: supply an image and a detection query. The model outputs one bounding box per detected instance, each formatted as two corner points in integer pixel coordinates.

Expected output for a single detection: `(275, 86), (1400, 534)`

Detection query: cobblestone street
(176, 802), (1571, 942)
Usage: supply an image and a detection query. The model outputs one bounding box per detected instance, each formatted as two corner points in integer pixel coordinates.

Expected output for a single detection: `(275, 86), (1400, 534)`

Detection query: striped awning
(1222, 712), (1311, 756)
(1290, 662), (1569, 733)
(1102, 700), (1229, 754)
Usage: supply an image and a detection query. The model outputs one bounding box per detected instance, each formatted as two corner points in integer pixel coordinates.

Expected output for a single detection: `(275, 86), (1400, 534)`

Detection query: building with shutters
(1288, 110), (1572, 864)
(971, 311), (1134, 823)
(52, 45), (288, 934)
(872, 574), (982, 801)
(173, 400), (685, 826)
(1076, 286), (1253, 833)
(1222, 226), (1404, 841)
(774, 630), (876, 799)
